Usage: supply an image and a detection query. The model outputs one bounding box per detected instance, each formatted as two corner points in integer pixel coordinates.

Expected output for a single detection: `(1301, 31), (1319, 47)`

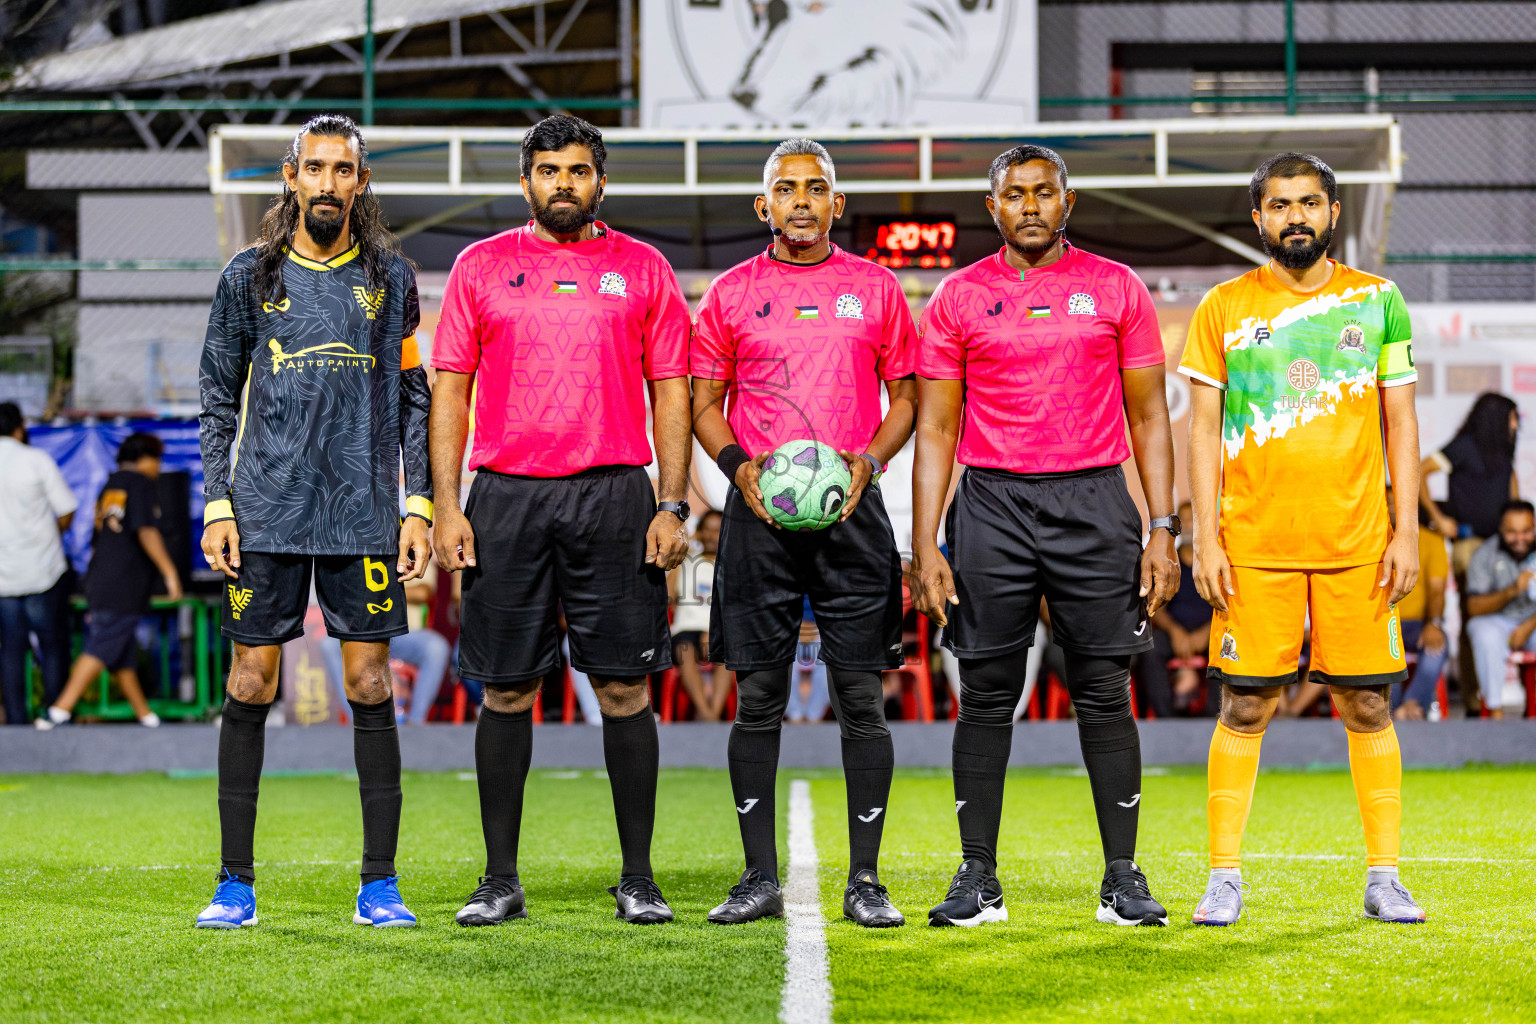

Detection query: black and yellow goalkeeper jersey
(198, 244), (432, 556)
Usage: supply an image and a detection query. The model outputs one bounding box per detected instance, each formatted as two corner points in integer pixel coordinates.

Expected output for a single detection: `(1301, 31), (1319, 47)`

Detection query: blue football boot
(195, 869), (257, 929)
(354, 877), (418, 927)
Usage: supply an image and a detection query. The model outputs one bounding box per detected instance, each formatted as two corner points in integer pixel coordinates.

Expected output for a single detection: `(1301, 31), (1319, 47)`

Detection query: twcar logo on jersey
(754, 301), (771, 318)
(835, 294), (864, 319)
(508, 273), (525, 288)
(367, 599), (393, 614)
(1067, 292), (1096, 316)
(352, 287), (385, 320)
(267, 338), (376, 374)
(598, 272), (627, 297)
(985, 301), (1003, 317)
(229, 586), (253, 620)
(1219, 632), (1240, 662)
(262, 297), (292, 314)
(1337, 323), (1367, 353)
(1286, 358), (1320, 392)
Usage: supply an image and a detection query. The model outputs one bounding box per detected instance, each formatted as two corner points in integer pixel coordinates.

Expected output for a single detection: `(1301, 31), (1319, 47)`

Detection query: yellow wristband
(204, 499), (234, 525)
(405, 495), (435, 523)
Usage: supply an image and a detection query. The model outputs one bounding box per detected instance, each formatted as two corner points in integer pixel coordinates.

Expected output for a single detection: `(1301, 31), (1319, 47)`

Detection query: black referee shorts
(709, 484), (904, 672)
(458, 465), (671, 684)
(943, 465), (1152, 659)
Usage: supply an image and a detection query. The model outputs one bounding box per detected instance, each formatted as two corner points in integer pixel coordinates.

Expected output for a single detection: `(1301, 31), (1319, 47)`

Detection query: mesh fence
(1040, 0), (1536, 300)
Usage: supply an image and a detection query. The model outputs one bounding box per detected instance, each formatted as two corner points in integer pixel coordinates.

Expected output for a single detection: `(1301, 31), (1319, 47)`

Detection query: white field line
(781, 778), (831, 1024)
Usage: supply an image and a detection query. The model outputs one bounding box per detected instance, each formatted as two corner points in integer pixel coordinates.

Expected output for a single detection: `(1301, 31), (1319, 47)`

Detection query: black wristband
(716, 444), (750, 486)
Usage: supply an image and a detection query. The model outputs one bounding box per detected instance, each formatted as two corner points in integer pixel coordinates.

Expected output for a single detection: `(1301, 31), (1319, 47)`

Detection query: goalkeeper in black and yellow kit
(194, 115), (432, 929)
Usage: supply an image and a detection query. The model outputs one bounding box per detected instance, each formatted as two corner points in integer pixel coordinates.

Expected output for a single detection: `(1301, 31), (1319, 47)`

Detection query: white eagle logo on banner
(643, 0), (1036, 129)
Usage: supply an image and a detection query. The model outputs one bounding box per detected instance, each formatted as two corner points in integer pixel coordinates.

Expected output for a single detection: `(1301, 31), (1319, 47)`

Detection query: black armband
(716, 444), (750, 486)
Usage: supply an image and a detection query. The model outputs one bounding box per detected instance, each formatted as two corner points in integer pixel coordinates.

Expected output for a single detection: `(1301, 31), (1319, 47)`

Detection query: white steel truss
(209, 114), (1401, 197)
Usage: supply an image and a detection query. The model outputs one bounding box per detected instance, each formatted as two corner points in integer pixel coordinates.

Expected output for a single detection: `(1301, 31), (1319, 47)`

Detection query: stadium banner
(640, 0), (1038, 129)
(1401, 304), (1536, 499)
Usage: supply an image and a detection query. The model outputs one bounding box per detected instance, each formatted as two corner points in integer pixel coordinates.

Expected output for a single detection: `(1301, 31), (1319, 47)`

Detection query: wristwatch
(657, 500), (691, 522)
(1149, 513), (1182, 538)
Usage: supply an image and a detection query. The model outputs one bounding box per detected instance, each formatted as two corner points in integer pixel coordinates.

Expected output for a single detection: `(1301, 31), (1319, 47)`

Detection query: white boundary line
(781, 778), (832, 1024)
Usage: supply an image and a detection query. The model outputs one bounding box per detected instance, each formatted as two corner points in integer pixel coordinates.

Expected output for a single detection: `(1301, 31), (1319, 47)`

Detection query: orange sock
(1347, 724), (1402, 867)
(1208, 724), (1264, 869)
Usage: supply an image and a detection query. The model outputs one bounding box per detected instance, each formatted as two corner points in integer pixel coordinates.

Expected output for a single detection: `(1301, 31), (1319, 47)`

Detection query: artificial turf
(814, 766), (1536, 1024)
(3, 765), (1533, 1023)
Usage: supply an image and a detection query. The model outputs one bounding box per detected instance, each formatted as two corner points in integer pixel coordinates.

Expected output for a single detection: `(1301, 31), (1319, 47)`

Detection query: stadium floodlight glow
(208, 115), (1400, 198)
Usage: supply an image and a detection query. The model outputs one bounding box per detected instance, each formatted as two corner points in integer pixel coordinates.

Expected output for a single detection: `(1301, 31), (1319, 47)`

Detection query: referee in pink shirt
(430, 116), (693, 927)
(912, 145), (1180, 929)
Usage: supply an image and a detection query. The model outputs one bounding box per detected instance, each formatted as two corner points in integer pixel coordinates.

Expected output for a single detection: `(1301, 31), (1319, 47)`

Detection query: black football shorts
(943, 465), (1153, 659)
(457, 465), (671, 684)
(709, 483), (904, 672)
(222, 551), (408, 645)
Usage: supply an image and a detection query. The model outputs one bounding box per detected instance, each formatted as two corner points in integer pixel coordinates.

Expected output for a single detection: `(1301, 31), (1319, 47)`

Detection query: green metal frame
(26, 595), (226, 722)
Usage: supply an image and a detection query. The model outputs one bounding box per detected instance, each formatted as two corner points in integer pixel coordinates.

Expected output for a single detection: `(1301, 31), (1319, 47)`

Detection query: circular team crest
(1287, 358), (1320, 392)
(835, 293), (864, 319)
(1338, 324), (1366, 352)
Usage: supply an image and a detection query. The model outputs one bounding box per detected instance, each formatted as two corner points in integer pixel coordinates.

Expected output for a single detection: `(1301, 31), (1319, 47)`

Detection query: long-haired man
(195, 114), (432, 929)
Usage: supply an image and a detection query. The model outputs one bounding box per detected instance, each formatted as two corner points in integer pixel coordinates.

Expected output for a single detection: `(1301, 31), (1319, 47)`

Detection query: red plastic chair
(1167, 656), (1208, 717)
(1044, 672), (1070, 719)
(885, 602), (935, 722)
(1507, 650), (1536, 718)
(659, 664), (736, 722)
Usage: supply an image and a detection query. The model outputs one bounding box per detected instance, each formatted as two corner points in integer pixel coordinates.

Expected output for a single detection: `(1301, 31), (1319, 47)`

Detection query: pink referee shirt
(432, 222), (690, 477)
(691, 245), (916, 457)
(918, 243), (1164, 473)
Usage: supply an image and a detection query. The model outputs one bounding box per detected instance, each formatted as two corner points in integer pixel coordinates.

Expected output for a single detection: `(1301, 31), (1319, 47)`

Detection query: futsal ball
(758, 439), (852, 531)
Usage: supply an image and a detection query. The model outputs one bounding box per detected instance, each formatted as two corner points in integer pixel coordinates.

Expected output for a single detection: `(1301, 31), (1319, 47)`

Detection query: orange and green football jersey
(1178, 261), (1416, 569)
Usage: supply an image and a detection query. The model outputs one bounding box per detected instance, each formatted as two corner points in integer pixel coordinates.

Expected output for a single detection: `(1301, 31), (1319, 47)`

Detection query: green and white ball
(758, 439), (851, 532)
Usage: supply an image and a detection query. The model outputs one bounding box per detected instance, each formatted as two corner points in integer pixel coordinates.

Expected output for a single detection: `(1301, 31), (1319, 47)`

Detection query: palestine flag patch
(553, 280), (578, 294)
(1027, 305), (1051, 318)
(795, 305), (820, 319)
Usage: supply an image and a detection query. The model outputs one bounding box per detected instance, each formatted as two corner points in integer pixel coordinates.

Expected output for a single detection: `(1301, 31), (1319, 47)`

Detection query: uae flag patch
(1027, 305), (1051, 318)
(795, 305), (820, 319)
(553, 280), (578, 294)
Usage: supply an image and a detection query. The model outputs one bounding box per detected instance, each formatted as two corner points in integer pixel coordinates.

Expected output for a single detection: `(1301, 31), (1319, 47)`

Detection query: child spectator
(36, 433), (181, 728)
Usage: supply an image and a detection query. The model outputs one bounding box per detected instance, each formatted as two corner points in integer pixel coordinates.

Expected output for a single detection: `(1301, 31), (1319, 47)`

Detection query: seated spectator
(1390, 488), (1451, 720)
(1464, 499), (1536, 720)
(1422, 393), (1520, 713)
(323, 563), (450, 725)
(36, 433), (181, 728)
(1139, 502), (1209, 716)
(787, 601), (829, 724)
(0, 402), (77, 724)
(1421, 392), (1519, 572)
(671, 510), (731, 721)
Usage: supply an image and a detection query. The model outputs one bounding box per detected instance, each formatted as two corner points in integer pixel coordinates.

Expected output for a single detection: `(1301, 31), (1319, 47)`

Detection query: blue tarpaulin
(28, 418), (205, 574)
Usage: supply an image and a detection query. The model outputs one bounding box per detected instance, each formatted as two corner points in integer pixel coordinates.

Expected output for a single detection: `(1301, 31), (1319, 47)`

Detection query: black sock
(217, 695), (271, 885)
(350, 698), (402, 883)
(842, 734), (894, 881)
(602, 707), (659, 878)
(1077, 714), (1142, 866)
(728, 725), (781, 884)
(476, 705), (533, 879)
(951, 720), (1012, 875)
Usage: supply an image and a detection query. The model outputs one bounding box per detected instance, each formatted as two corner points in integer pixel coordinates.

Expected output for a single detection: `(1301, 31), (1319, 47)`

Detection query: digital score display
(853, 215), (957, 270)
